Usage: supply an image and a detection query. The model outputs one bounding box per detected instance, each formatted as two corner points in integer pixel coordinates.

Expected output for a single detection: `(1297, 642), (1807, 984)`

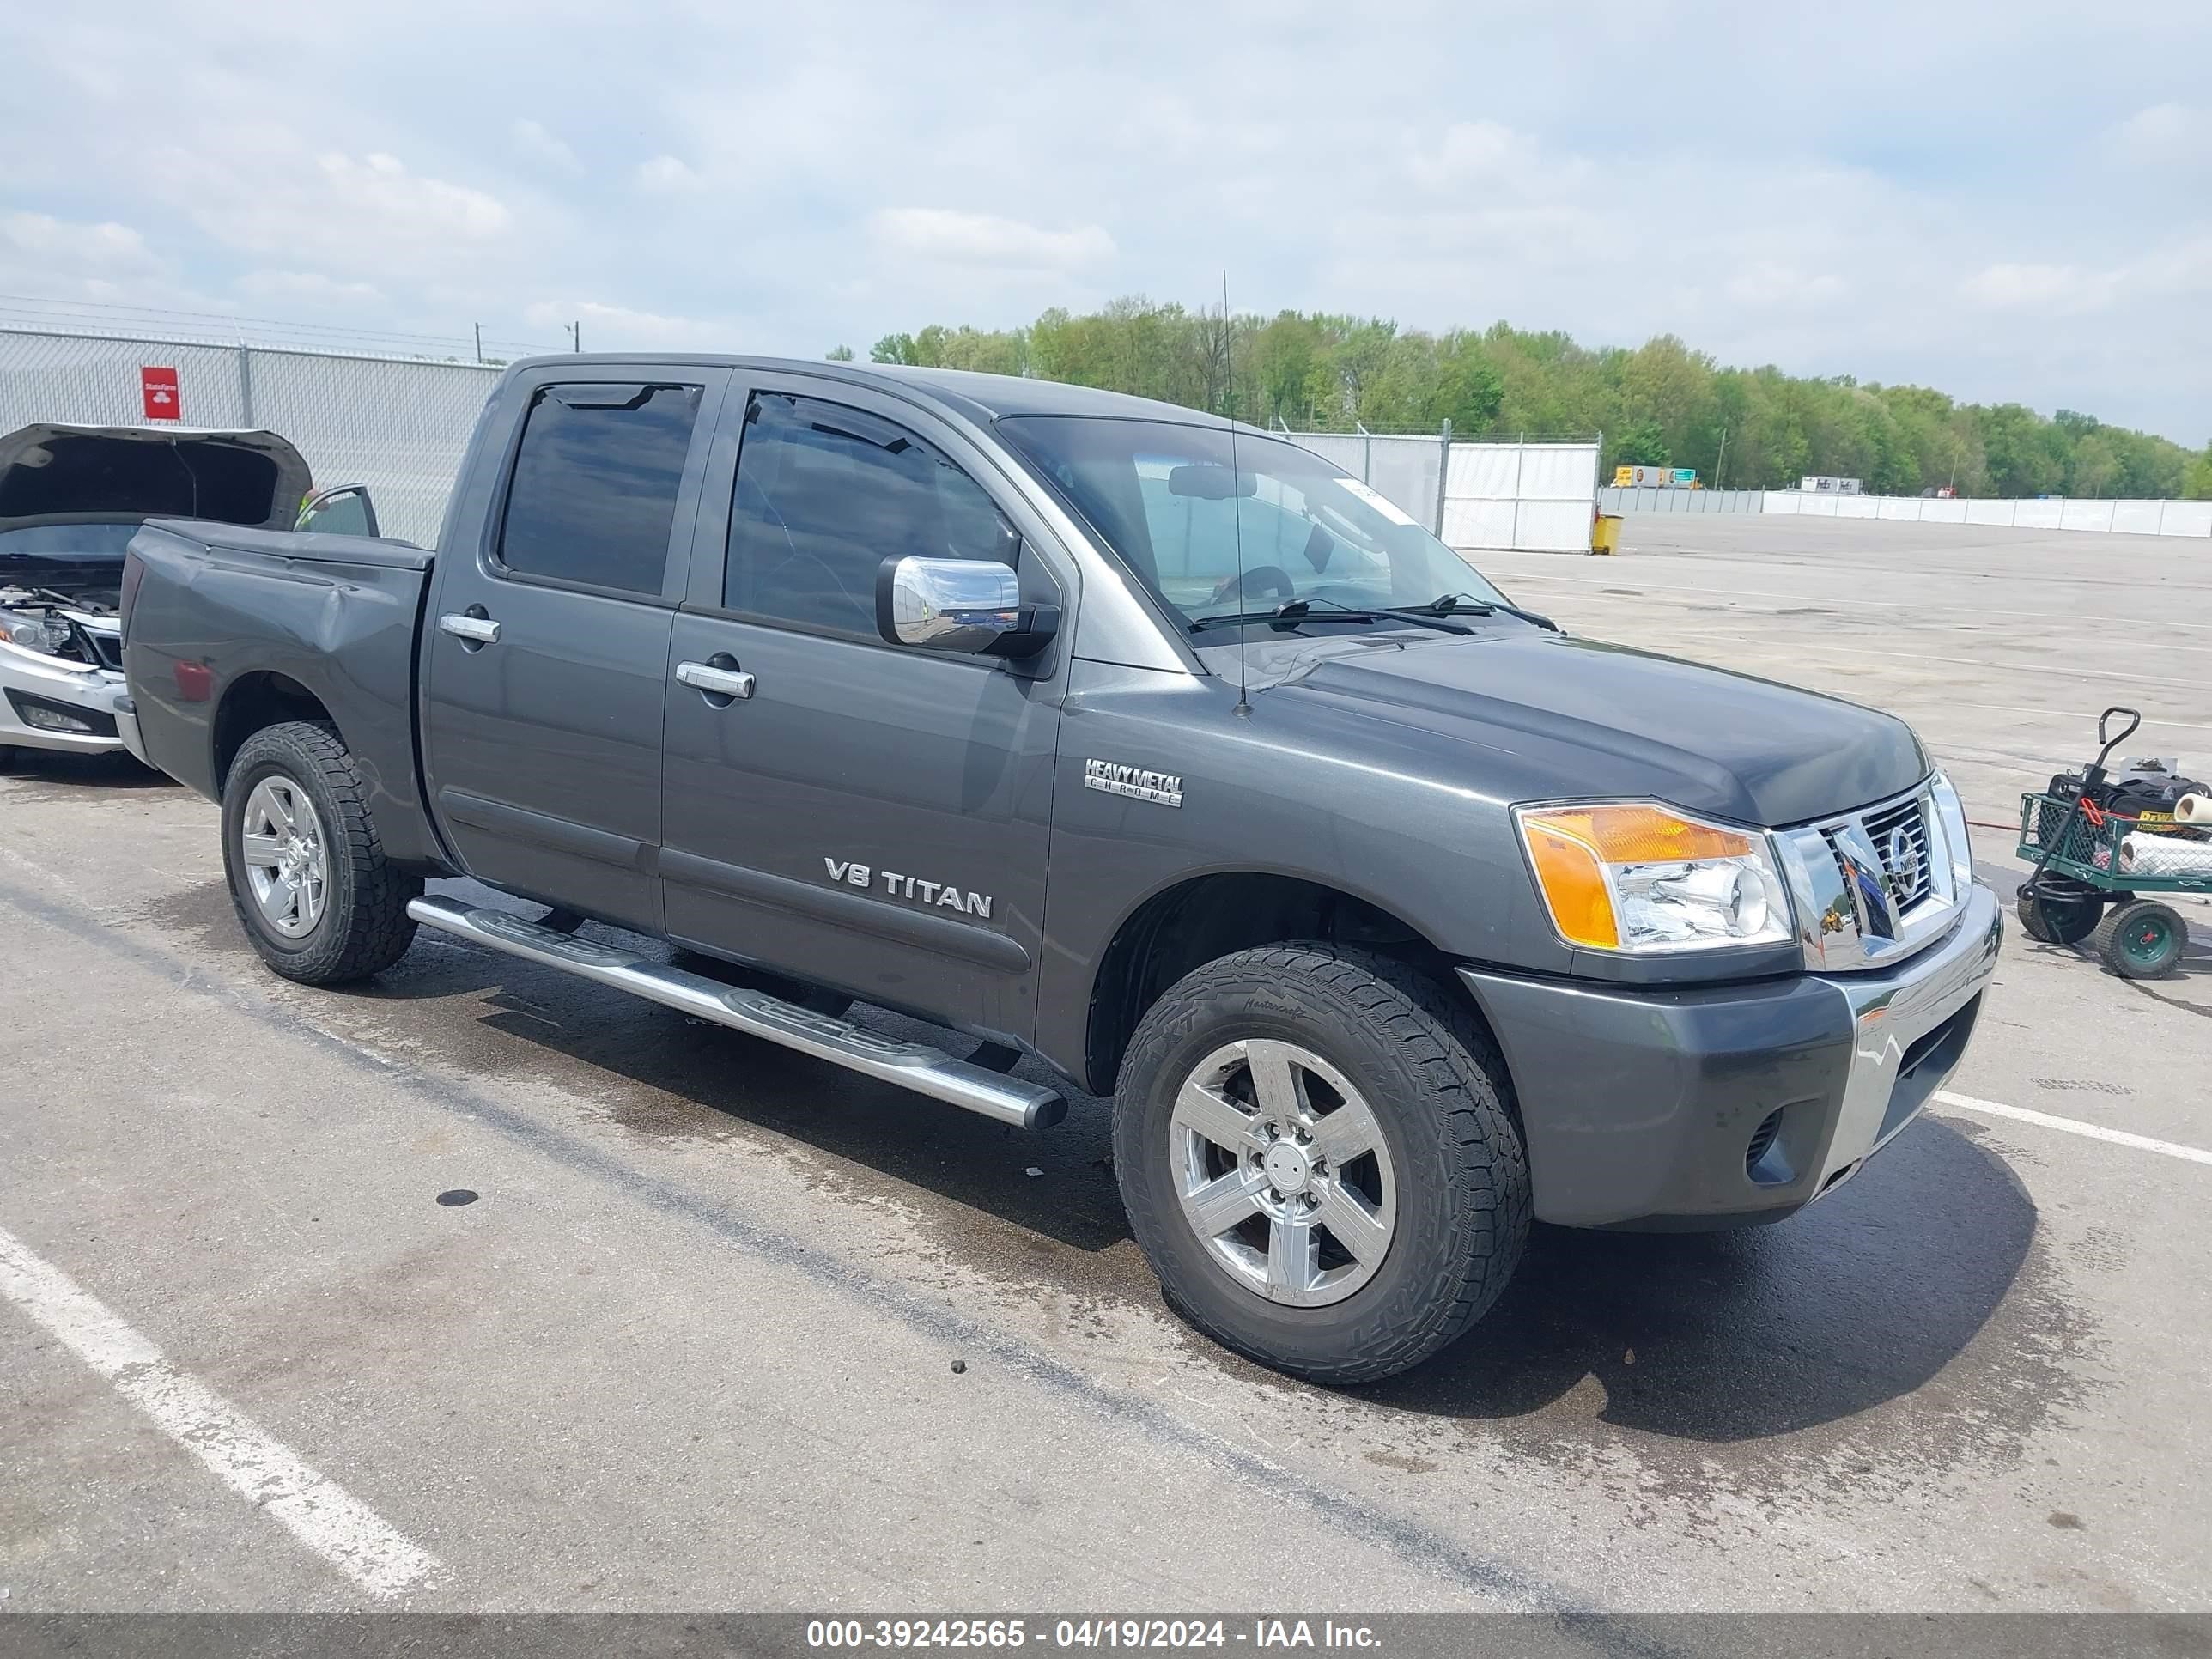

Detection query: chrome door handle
(438, 613), (501, 644)
(675, 660), (755, 699)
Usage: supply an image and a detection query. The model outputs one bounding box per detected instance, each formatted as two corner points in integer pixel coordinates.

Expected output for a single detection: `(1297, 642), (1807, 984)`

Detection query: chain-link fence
(0, 327), (505, 545)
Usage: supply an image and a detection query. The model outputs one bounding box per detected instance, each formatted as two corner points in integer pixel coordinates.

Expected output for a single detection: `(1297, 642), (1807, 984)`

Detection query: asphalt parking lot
(2, 513), (2208, 1616)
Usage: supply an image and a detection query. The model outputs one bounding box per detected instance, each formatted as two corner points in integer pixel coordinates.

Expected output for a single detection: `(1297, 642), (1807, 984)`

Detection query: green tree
(846, 295), (2198, 498)
(825, 344), (855, 362)
(2184, 446), (2212, 500)
(1613, 419), (1669, 468)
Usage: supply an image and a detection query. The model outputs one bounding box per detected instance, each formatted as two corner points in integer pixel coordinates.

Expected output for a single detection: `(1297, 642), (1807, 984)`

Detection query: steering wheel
(1210, 564), (1297, 605)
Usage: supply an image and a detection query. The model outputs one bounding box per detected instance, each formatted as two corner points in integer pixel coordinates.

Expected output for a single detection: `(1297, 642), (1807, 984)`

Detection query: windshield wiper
(1395, 592), (1562, 633)
(1188, 599), (1472, 636)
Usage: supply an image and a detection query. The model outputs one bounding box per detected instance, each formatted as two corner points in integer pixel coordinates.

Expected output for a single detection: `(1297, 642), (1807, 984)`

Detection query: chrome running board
(407, 895), (1066, 1130)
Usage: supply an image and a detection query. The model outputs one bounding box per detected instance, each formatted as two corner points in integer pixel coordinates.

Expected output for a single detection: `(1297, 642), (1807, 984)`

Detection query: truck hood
(1261, 626), (1927, 828)
(0, 423), (312, 538)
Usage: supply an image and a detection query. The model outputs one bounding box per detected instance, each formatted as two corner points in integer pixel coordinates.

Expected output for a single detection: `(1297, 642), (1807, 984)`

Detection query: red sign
(140, 366), (180, 422)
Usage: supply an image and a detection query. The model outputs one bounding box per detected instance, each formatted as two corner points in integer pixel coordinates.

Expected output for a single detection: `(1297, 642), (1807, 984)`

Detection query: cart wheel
(2093, 900), (2186, 980)
(2016, 886), (2102, 945)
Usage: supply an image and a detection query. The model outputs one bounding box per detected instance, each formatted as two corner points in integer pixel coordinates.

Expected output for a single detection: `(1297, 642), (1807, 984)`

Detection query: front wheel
(222, 720), (421, 984)
(1114, 945), (1529, 1385)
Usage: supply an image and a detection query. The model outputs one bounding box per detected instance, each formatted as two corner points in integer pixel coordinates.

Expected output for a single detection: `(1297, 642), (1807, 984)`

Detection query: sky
(3, 0), (2209, 447)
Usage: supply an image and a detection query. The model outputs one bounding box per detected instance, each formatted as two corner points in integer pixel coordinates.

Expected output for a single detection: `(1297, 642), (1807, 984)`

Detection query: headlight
(1928, 771), (1973, 887)
(1514, 801), (1792, 954)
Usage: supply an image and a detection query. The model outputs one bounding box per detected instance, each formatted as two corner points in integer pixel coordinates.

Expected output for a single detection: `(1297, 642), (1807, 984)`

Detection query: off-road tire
(222, 720), (421, 985)
(1115, 944), (1530, 1385)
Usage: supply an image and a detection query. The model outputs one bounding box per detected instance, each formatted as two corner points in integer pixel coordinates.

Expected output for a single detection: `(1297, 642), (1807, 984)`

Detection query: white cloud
(1725, 263), (1848, 308)
(634, 155), (702, 193)
(2107, 102), (2212, 167)
(1, 211), (159, 272)
(870, 209), (1115, 272)
(511, 118), (578, 172)
(154, 145), (513, 282)
(523, 298), (732, 349)
(235, 269), (385, 306)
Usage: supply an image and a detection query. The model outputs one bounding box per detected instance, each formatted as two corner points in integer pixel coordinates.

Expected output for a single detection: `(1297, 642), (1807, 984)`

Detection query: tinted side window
(499, 383), (702, 594)
(726, 393), (1009, 634)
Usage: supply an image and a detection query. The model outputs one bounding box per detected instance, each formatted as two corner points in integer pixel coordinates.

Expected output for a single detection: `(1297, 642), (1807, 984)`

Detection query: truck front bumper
(0, 644), (131, 757)
(1456, 881), (2002, 1229)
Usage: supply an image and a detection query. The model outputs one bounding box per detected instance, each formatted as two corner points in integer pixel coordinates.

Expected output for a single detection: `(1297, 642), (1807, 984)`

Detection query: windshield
(0, 523), (141, 561)
(996, 416), (1506, 632)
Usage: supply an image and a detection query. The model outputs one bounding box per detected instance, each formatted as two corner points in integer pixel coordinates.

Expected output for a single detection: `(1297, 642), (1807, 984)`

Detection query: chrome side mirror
(876, 556), (1058, 659)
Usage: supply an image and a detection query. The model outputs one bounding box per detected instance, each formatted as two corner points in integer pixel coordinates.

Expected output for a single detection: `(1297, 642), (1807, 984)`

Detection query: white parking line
(1935, 1091), (2212, 1167)
(0, 1223), (440, 1598)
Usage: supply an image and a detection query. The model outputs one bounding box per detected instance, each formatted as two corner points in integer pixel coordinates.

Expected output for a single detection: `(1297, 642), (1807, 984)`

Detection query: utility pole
(1714, 424), (1729, 491)
(473, 323), (483, 364)
(568, 320), (582, 354)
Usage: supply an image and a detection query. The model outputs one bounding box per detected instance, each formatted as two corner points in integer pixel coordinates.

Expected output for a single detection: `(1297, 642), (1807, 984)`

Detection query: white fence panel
(2057, 500), (2114, 532)
(1445, 445), (1523, 501)
(1763, 491), (1800, 514)
(2014, 499), (2064, 530)
(1920, 499), (1968, 524)
(1965, 500), (2014, 526)
(1440, 499), (1518, 550)
(2110, 501), (2166, 535)
(1517, 501), (1601, 551)
(1835, 495), (1879, 519)
(2160, 501), (2212, 537)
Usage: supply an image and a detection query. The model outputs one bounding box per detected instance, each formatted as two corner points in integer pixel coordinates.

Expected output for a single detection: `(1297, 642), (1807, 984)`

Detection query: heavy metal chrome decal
(1085, 757), (1183, 808)
(824, 858), (994, 920)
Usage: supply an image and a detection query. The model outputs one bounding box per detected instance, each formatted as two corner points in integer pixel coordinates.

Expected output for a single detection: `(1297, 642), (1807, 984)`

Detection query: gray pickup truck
(123, 355), (2000, 1383)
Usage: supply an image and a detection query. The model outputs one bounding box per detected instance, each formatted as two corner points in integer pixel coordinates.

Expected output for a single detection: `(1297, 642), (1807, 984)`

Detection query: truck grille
(1822, 796), (1935, 915)
(1861, 797), (1934, 911)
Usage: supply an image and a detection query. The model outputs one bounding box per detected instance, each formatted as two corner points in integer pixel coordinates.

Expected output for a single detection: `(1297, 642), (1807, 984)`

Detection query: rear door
(421, 367), (726, 933)
(659, 374), (1068, 1042)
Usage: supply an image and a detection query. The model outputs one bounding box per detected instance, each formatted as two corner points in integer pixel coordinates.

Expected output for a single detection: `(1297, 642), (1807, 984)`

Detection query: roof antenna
(1224, 271), (1251, 719)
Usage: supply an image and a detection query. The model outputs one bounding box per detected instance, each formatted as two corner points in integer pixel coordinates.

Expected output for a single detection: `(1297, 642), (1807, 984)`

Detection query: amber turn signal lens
(1524, 805), (1753, 865)
(1522, 821), (1619, 948)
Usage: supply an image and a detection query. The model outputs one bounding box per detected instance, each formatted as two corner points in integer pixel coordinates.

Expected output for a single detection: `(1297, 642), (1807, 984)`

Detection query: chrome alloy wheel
(239, 776), (329, 939)
(1169, 1038), (1397, 1307)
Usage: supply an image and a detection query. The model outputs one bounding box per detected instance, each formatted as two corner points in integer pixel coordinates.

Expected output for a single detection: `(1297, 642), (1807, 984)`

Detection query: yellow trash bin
(1589, 514), (1621, 555)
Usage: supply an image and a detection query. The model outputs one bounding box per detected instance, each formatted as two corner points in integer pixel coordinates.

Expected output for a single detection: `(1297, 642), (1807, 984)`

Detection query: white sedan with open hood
(0, 422), (319, 769)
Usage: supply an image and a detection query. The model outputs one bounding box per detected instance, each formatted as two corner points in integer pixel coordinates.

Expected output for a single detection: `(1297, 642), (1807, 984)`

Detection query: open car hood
(0, 423), (313, 538)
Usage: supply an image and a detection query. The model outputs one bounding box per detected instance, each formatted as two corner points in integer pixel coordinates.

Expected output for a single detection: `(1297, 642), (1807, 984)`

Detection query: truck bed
(122, 519), (444, 870)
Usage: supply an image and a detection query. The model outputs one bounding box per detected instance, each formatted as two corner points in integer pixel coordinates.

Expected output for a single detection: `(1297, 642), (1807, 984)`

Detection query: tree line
(830, 300), (2212, 501)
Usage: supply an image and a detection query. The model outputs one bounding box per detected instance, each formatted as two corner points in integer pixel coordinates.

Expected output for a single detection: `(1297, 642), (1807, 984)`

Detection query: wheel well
(213, 672), (333, 788)
(1085, 873), (1462, 1095)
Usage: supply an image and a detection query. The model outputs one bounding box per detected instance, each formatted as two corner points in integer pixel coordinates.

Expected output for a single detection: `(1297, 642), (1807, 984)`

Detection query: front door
(421, 368), (725, 933)
(659, 375), (1066, 1042)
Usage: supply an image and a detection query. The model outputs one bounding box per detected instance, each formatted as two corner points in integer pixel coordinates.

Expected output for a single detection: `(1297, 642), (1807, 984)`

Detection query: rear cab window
(496, 382), (703, 596)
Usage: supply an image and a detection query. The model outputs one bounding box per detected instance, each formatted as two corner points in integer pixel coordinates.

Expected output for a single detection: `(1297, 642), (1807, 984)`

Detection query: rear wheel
(222, 721), (421, 984)
(2016, 884), (2103, 945)
(2094, 899), (2185, 980)
(1114, 944), (1529, 1385)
